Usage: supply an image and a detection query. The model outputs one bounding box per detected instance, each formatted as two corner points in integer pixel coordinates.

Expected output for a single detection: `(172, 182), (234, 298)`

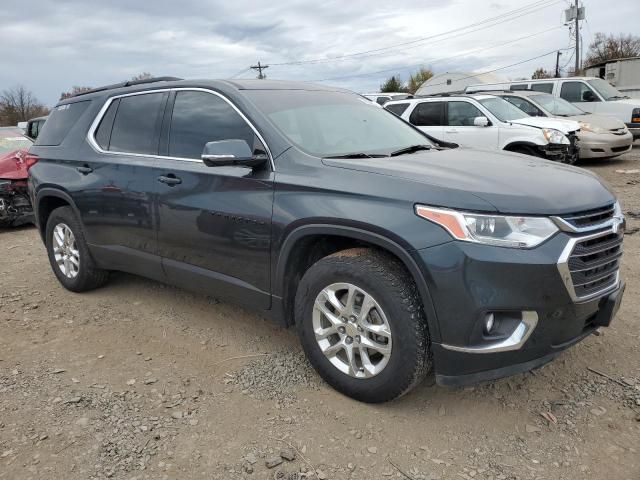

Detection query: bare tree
(131, 72), (153, 81)
(0, 85), (49, 127)
(531, 67), (553, 79)
(585, 33), (640, 67)
(60, 86), (93, 100)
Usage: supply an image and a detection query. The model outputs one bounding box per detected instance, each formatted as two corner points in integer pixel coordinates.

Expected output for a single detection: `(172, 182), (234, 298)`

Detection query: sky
(0, 0), (638, 107)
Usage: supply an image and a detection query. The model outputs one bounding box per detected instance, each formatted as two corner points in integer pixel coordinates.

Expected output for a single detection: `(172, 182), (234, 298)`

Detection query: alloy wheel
(52, 223), (80, 279)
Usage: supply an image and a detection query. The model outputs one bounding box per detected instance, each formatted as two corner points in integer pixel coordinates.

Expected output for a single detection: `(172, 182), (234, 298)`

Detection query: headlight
(415, 205), (559, 248)
(579, 122), (604, 134)
(542, 128), (569, 144)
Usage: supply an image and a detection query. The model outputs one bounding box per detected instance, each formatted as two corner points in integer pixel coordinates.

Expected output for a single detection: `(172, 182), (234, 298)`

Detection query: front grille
(568, 232), (622, 298)
(560, 203), (615, 230)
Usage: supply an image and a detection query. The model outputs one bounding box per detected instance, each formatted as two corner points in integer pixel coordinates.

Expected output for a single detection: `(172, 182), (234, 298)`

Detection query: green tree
(407, 68), (433, 94)
(380, 75), (405, 93)
(531, 67), (552, 79)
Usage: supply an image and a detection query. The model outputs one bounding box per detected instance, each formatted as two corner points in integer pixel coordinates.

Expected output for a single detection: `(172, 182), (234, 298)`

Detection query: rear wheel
(295, 248), (432, 403)
(45, 206), (109, 292)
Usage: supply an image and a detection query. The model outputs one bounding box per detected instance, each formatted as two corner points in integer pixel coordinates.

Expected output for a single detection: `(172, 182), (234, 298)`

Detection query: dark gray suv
(28, 77), (625, 403)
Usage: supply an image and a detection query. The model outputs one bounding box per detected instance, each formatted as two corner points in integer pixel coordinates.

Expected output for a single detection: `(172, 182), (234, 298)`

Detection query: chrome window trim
(441, 311), (538, 354)
(556, 226), (622, 303)
(86, 87), (275, 171)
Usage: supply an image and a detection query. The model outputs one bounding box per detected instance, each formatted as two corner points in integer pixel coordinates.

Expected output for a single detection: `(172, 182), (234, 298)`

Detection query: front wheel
(295, 249), (432, 403)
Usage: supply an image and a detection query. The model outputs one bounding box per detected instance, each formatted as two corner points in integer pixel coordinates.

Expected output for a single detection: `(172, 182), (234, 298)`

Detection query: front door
(442, 100), (499, 149)
(156, 90), (274, 309)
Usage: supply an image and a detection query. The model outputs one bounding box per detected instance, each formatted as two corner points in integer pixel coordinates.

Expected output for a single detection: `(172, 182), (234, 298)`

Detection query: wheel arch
(503, 140), (541, 152)
(274, 224), (441, 341)
(35, 188), (80, 242)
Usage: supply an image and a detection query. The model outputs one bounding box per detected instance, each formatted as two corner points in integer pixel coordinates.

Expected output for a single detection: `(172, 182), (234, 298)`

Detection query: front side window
(446, 101), (483, 126)
(108, 93), (167, 155)
(410, 102), (445, 126)
(560, 81), (599, 103)
(245, 90), (433, 157)
(533, 93), (584, 116)
(168, 91), (256, 159)
(502, 96), (544, 116)
(385, 102), (410, 116)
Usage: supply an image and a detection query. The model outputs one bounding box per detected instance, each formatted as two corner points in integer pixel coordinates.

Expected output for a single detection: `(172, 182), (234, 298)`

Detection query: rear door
(442, 100), (499, 149)
(407, 101), (445, 140)
(155, 89), (274, 309)
(76, 91), (168, 277)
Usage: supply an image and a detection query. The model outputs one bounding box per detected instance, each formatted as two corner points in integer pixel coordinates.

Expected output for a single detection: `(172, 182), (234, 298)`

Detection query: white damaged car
(384, 93), (581, 163)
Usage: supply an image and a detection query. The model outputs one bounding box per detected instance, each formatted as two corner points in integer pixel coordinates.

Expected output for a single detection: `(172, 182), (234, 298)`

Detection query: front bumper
(578, 130), (634, 158)
(625, 123), (640, 140)
(414, 226), (623, 386)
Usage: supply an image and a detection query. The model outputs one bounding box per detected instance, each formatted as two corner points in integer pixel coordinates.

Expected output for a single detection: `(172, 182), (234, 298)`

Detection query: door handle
(76, 165), (93, 175)
(158, 175), (182, 186)
(445, 129), (458, 133)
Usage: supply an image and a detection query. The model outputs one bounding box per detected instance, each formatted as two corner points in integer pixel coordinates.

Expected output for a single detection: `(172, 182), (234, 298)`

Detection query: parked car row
(379, 79), (634, 162)
(26, 77), (625, 403)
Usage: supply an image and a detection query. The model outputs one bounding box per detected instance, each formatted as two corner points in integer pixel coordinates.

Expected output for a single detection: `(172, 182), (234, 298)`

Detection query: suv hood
(510, 116), (580, 133)
(322, 148), (614, 215)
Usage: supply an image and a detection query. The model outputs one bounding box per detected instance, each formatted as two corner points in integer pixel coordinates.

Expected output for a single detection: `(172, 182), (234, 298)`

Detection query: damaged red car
(0, 127), (36, 227)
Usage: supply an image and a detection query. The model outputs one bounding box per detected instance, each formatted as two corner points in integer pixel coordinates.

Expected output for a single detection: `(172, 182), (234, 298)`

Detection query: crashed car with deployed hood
(0, 127), (35, 227)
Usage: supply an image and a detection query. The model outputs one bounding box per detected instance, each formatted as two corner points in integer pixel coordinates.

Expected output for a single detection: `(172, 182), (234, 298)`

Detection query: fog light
(484, 313), (495, 334)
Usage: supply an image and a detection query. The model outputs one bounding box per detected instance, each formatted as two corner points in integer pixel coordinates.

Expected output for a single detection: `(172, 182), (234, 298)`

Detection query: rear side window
(510, 84), (529, 91)
(35, 101), (90, 146)
(385, 102), (410, 116)
(531, 83), (554, 94)
(94, 99), (119, 150)
(107, 92), (167, 155)
(409, 102), (445, 126)
(168, 91), (256, 159)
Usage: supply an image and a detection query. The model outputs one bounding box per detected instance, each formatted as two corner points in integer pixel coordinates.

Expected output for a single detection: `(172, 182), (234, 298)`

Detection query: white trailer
(585, 57), (640, 99)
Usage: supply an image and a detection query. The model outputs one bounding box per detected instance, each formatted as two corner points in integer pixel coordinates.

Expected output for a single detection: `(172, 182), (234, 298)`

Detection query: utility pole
(574, 0), (580, 75)
(250, 61), (269, 79)
(555, 50), (562, 78)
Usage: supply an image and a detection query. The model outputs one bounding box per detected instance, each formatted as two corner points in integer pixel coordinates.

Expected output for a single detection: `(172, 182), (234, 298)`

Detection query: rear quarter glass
(35, 100), (91, 146)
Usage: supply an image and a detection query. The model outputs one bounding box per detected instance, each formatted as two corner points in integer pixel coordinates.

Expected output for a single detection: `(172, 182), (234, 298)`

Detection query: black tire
(45, 206), (109, 292)
(295, 248), (432, 403)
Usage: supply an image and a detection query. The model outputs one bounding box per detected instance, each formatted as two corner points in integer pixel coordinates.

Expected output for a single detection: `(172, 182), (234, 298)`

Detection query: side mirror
(582, 90), (596, 102)
(201, 139), (267, 168)
(474, 116), (490, 127)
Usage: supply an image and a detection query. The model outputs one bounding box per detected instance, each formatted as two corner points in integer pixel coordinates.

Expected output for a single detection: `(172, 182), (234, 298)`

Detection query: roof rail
(468, 88), (536, 94)
(414, 91), (466, 98)
(70, 76), (184, 98)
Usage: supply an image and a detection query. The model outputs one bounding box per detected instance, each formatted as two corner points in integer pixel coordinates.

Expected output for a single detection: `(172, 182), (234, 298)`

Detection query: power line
(229, 67), (251, 79)
(311, 26), (564, 82)
(270, 0), (562, 67)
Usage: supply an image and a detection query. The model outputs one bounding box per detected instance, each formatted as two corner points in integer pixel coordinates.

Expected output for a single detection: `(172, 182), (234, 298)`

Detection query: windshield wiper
(324, 152), (387, 159)
(389, 144), (432, 157)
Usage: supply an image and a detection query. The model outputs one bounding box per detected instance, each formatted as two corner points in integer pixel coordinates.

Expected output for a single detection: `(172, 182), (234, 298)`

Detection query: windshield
(0, 129), (32, 154)
(245, 90), (433, 157)
(587, 78), (626, 100)
(478, 97), (530, 122)
(532, 93), (584, 116)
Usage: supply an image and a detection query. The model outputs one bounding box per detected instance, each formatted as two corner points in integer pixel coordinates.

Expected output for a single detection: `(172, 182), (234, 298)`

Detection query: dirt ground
(1, 146), (639, 480)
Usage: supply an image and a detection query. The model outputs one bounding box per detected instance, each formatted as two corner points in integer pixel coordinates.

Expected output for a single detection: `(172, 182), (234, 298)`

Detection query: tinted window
(168, 91), (255, 159)
(109, 93), (167, 155)
(35, 101), (90, 146)
(94, 99), (119, 150)
(385, 102), (410, 116)
(531, 83), (554, 93)
(560, 81), (599, 103)
(501, 96), (544, 116)
(510, 84), (529, 91)
(409, 102), (444, 126)
(447, 101), (483, 126)
(376, 96), (390, 105)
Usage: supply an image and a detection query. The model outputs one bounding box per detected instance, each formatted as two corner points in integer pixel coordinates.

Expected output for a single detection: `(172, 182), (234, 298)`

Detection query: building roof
(585, 56), (640, 69)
